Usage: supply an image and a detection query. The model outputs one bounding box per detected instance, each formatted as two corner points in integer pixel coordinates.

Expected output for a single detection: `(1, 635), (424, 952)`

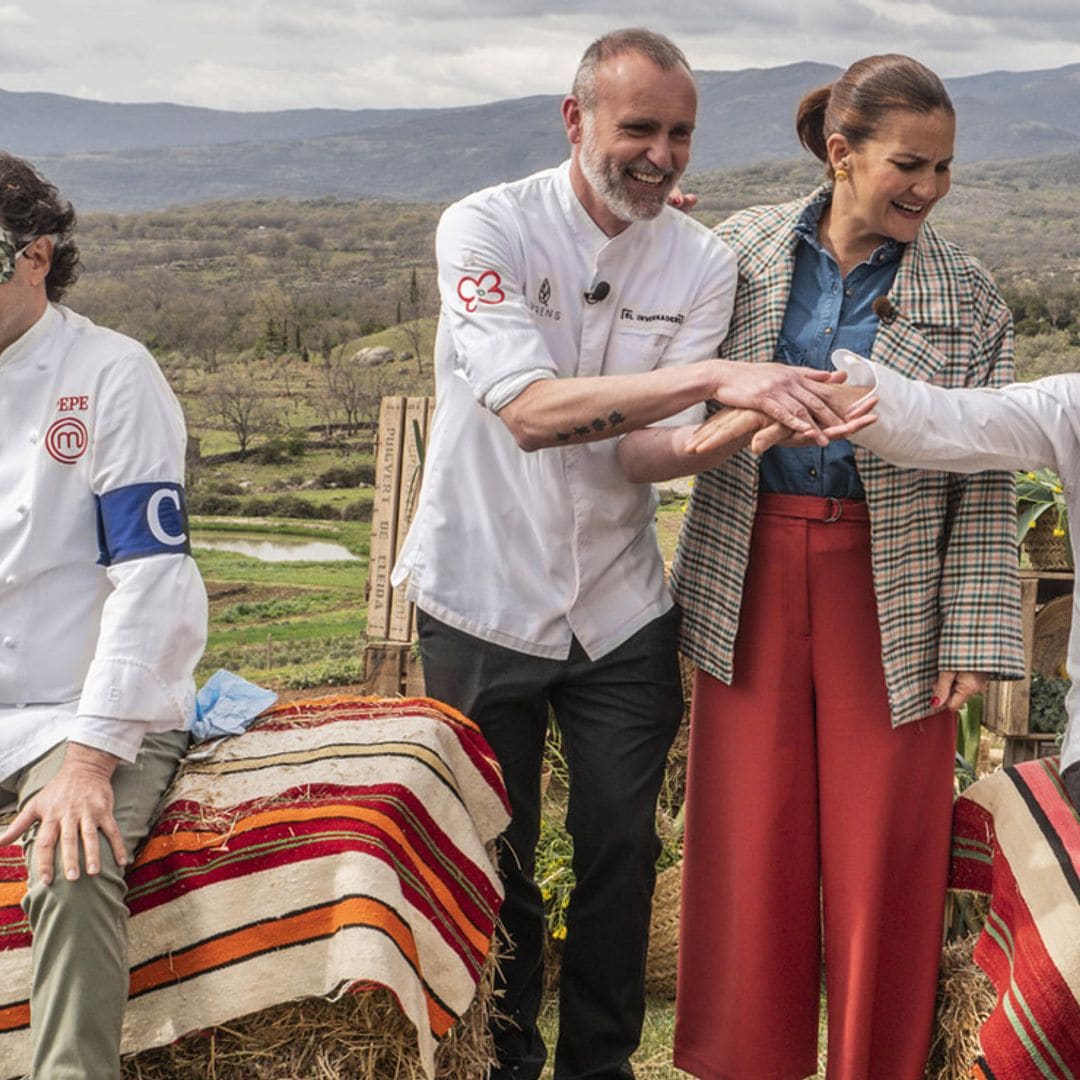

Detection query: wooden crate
(366, 396), (405, 641)
(983, 569), (1073, 736)
(363, 395), (433, 696)
(363, 642), (425, 697)
(366, 395), (433, 644)
(1003, 733), (1060, 767)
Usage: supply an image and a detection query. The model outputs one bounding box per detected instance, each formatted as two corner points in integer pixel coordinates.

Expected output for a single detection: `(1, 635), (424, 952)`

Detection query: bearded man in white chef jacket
(0, 152), (207, 1079)
(389, 27), (870, 1080)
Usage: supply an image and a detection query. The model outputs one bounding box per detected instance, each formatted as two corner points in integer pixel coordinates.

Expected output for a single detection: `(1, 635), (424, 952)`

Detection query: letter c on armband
(146, 488), (187, 546)
(96, 482), (192, 565)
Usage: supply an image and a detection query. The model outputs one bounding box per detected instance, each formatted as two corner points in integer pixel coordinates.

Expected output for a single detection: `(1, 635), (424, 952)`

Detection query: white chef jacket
(0, 304), (207, 785)
(833, 349), (1080, 774)
(392, 161), (736, 660)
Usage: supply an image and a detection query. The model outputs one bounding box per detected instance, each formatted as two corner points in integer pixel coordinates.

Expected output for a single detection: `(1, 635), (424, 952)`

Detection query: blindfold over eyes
(0, 226), (32, 285)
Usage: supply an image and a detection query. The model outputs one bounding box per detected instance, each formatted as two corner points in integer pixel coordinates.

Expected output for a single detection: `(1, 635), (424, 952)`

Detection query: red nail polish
(931, 696), (941, 708)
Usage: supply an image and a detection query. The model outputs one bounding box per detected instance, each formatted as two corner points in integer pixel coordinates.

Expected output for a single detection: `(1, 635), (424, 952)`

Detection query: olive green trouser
(0, 730), (188, 1080)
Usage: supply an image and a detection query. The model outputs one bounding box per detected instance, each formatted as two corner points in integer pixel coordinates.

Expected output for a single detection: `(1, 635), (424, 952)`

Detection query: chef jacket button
(16, 504), (28, 515)
(4, 575), (15, 586)
(2, 636), (16, 649)
(28, 432), (38, 444)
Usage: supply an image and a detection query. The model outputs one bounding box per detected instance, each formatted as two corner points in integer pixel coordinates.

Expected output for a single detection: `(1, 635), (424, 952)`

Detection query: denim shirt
(758, 193), (902, 499)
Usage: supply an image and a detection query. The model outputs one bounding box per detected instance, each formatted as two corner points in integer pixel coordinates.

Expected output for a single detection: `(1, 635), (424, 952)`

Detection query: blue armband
(96, 482), (191, 565)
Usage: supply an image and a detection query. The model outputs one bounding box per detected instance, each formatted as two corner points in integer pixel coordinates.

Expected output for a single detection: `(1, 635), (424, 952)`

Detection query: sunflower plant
(1016, 468), (1069, 545)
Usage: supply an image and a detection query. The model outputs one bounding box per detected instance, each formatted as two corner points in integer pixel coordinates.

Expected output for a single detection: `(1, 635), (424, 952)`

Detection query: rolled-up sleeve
(436, 198), (558, 409)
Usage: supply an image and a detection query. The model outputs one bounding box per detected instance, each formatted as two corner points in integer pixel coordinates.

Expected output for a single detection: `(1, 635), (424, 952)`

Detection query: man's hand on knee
(0, 742), (125, 884)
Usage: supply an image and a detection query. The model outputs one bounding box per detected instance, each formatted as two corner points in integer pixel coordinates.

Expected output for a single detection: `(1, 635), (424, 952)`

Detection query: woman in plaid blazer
(621, 55), (1026, 1079)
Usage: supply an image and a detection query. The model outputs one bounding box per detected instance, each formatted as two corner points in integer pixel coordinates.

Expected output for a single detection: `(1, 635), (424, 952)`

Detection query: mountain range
(3, 60), (1080, 211)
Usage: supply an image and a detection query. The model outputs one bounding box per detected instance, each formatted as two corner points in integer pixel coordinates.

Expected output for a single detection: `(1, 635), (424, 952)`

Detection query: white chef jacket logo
(529, 275), (562, 321)
(45, 417), (89, 464)
(619, 307), (685, 326)
(146, 488), (187, 546)
(457, 270), (506, 313)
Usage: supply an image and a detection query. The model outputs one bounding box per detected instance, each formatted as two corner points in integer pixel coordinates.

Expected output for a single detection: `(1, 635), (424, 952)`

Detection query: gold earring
(834, 162), (849, 182)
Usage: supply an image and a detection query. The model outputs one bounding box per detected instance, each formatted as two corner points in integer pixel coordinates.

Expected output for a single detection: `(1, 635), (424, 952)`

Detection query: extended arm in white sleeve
(832, 349), (1064, 474)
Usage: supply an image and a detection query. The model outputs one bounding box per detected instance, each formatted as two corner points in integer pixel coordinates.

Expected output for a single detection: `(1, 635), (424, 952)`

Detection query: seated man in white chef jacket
(0, 152), (207, 1079)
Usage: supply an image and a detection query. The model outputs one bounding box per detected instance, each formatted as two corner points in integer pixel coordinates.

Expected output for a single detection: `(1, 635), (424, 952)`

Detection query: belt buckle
(824, 497), (842, 523)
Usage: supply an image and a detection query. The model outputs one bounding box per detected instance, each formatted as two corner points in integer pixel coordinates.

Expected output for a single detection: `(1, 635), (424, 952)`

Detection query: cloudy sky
(2, 1), (1079, 112)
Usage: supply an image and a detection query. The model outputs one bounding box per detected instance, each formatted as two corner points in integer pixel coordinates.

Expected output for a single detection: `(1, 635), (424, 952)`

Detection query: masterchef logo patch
(457, 270), (506, 313)
(45, 417), (89, 464)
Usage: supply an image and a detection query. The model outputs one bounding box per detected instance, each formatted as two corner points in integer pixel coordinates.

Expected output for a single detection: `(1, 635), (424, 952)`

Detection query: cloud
(2, 1), (1080, 111)
(931, 0), (1079, 16)
(0, 3), (32, 25)
(0, 51), (47, 76)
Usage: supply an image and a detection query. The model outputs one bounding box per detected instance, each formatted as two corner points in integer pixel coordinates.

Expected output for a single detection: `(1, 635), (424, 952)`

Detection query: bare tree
(398, 267), (435, 375)
(203, 368), (277, 458)
(320, 347), (391, 435)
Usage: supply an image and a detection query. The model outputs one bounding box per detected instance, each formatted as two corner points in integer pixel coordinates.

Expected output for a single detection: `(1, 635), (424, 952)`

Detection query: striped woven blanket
(951, 757), (1080, 1079)
(0, 696), (509, 1079)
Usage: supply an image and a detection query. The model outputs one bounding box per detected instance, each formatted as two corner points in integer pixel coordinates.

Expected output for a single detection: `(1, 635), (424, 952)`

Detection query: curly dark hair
(0, 152), (81, 301)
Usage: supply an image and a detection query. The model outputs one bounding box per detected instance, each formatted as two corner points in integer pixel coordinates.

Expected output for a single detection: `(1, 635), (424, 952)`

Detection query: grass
(190, 518), (369, 686)
(538, 996), (690, 1079)
(350, 318), (438, 363)
(536, 992), (826, 1078)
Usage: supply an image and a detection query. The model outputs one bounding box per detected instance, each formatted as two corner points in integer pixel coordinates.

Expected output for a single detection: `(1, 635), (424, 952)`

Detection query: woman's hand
(932, 670), (989, 713)
(667, 186), (698, 213)
(686, 392), (879, 457)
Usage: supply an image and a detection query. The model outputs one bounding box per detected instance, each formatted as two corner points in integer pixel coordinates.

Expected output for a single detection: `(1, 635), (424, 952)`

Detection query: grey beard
(579, 136), (667, 224)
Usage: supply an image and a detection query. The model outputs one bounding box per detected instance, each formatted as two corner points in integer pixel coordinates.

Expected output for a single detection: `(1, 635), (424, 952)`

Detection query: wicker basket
(644, 860), (682, 998)
(1023, 513), (1072, 570)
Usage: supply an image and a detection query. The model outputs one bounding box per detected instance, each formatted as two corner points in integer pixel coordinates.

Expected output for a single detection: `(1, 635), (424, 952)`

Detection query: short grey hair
(571, 28), (692, 112)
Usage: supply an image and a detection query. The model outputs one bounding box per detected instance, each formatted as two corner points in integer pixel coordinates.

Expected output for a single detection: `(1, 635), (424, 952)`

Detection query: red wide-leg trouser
(673, 495), (956, 1080)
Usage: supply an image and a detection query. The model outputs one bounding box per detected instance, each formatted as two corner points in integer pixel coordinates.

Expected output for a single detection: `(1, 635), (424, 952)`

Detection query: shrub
(188, 492), (241, 515)
(219, 598), (309, 624)
(281, 657), (366, 689)
(208, 479), (245, 496)
(267, 494), (339, 519)
(284, 428), (308, 457)
(317, 464), (376, 488)
(340, 499), (373, 522)
(255, 439), (290, 465)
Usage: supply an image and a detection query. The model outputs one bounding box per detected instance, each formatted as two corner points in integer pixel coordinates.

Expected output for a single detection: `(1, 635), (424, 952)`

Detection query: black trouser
(417, 608), (683, 1080)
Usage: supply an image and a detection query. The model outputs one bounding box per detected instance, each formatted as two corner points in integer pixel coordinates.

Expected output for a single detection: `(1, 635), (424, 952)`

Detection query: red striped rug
(951, 757), (1080, 1079)
(0, 696), (509, 1079)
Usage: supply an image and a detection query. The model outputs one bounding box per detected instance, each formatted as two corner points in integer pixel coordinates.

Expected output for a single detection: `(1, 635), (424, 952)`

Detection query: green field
(191, 516), (370, 689)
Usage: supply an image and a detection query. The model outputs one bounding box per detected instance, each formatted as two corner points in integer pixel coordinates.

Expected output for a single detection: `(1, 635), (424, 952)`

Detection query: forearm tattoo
(554, 409), (627, 443)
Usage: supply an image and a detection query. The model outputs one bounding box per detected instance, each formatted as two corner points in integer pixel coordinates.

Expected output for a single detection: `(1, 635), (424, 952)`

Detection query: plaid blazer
(672, 189), (1026, 727)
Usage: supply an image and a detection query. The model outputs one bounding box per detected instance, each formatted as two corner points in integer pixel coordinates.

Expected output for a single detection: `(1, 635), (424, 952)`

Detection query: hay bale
(925, 934), (995, 1080)
(122, 959), (498, 1080)
(644, 860), (682, 999)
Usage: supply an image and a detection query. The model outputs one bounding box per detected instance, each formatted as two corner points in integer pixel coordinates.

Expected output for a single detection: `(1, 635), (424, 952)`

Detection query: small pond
(192, 533), (359, 562)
